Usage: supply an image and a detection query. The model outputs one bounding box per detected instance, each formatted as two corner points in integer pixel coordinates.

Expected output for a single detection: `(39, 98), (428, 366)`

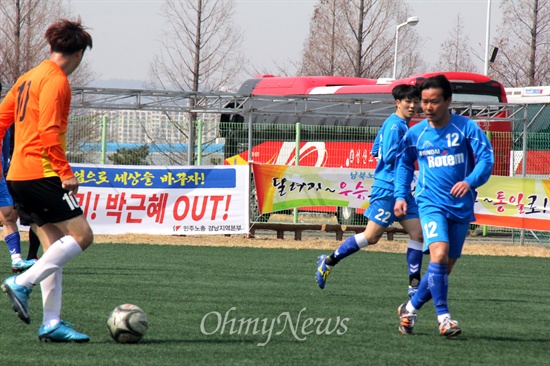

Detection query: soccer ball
(107, 304), (149, 344)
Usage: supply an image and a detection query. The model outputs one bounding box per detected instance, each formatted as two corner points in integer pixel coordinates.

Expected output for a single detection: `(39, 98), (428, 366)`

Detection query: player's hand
(394, 200), (407, 218)
(62, 176), (79, 196)
(450, 181), (471, 198)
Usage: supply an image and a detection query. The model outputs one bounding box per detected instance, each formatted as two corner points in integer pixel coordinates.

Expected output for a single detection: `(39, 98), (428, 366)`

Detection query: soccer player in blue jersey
(0, 130), (37, 273)
(394, 75), (494, 338)
(316, 84), (424, 296)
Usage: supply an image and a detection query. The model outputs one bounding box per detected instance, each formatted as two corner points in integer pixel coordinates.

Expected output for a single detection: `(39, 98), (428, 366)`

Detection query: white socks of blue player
(407, 239), (423, 251)
(405, 301), (417, 314)
(41, 268), (62, 328)
(15, 235), (83, 288)
(355, 233), (368, 249)
(403, 303), (453, 322)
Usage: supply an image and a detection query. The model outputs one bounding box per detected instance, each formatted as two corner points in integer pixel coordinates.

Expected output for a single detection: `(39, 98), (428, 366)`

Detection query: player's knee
(71, 225), (94, 250)
(0, 209), (17, 225)
(366, 234), (381, 245)
(79, 229), (94, 249)
(430, 252), (449, 264)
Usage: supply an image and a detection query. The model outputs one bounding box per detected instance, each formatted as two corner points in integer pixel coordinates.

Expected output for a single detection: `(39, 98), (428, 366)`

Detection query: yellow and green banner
(253, 163), (550, 231)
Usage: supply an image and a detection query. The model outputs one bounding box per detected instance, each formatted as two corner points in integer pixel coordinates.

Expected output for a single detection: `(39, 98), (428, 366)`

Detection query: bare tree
(433, 14), (477, 72)
(148, 0), (245, 92)
(0, 0), (94, 85)
(300, 0), (353, 76)
(0, 1), (97, 162)
(490, 0), (550, 86)
(147, 0), (245, 165)
(300, 0), (424, 79)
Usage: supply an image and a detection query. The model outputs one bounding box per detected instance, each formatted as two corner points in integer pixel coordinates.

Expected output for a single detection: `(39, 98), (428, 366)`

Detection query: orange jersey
(0, 60), (73, 181)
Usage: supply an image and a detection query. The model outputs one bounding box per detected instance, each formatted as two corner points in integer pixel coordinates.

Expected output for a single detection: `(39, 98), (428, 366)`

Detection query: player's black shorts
(8, 177), (83, 227)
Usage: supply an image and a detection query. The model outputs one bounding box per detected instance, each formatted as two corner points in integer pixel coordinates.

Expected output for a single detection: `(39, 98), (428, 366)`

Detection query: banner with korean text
(252, 164), (375, 213)
(71, 164), (249, 235)
(252, 163), (550, 232)
(474, 175), (550, 231)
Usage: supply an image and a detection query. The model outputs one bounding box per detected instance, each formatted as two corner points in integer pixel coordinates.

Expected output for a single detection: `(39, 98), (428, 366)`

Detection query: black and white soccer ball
(107, 304), (149, 344)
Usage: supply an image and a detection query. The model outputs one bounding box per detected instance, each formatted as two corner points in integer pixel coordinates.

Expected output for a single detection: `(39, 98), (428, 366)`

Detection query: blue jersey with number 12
(394, 114), (494, 223)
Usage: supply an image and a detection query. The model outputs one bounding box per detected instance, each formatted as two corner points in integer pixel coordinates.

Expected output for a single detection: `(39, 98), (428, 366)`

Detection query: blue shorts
(0, 178), (13, 207)
(420, 210), (470, 259)
(365, 187), (419, 227)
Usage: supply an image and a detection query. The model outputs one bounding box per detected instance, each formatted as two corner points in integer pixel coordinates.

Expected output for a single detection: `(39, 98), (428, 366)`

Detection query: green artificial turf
(0, 242), (548, 365)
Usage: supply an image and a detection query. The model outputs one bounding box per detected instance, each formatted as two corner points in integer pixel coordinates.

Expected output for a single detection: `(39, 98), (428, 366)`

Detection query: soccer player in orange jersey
(0, 18), (94, 343)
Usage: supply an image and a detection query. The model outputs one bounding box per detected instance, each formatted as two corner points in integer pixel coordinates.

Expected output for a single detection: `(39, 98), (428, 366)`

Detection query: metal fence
(65, 95), (550, 246)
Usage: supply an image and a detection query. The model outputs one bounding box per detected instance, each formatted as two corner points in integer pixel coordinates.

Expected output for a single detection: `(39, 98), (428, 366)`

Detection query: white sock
(11, 253), (22, 262)
(438, 313), (451, 323)
(354, 233), (368, 249)
(16, 236), (82, 288)
(407, 239), (423, 251)
(41, 269), (62, 328)
(405, 301), (417, 314)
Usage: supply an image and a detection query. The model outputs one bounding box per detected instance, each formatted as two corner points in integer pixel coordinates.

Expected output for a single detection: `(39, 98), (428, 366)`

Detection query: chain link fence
(65, 100), (549, 246)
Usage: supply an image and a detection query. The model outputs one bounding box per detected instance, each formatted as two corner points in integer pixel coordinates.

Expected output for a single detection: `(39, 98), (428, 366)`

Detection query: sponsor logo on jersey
(419, 148), (440, 156)
(427, 152), (465, 167)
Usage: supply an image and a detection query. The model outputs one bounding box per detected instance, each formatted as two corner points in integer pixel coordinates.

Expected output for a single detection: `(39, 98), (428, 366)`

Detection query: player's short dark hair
(392, 84), (420, 101)
(45, 18), (93, 55)
(419, 75), (452, 100)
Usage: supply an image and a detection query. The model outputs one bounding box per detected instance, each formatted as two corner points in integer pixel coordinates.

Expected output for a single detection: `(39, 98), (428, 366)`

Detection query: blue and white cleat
(316, 255), (331, 289)
(11, 259), (37, 274)
(1, 276), (32, 324)
(39, 321), (90, 343)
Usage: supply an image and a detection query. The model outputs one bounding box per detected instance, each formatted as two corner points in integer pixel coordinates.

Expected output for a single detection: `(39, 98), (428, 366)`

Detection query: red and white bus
(221, 72), (510, 223)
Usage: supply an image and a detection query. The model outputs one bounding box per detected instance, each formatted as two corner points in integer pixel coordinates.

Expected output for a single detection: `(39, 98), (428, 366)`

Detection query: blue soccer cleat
(316, 255), (331, 289)
(11, 259), (38, 274)
(39, 321), (90, 343)
(1, 276), (32, 324)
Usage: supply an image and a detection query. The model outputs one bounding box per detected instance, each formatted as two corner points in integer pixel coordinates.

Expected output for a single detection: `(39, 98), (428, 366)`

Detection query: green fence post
(482, 130), (491, 237)
(293, 122), (301, 224)
(196, 119), (203, 165)
(100, 115), (108, 164)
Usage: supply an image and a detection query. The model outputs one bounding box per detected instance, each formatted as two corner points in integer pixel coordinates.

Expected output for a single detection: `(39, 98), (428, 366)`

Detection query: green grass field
(0, 241), (548, 366)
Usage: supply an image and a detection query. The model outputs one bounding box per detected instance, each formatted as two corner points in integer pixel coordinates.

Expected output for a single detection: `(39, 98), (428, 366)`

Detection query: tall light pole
(483, 0), (492, 75)
(393, 16), (419, 79)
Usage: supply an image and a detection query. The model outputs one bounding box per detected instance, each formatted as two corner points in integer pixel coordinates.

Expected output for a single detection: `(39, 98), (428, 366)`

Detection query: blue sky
(67, 0), (503, 88)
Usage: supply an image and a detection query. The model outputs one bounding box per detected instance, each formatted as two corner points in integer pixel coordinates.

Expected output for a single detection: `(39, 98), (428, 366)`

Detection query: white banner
(71, 164), (250, 235)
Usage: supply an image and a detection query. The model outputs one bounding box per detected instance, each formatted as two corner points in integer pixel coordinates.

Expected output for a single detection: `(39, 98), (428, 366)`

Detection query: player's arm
(2, 129), (11, 172)
(371, 130), (381, 158)
(0, 89), (17, 179)
(393, 135), (416, 217)
(381, 123), (405, 165)
(38, 77), (77, 193)
(463, 121), (495, 189)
